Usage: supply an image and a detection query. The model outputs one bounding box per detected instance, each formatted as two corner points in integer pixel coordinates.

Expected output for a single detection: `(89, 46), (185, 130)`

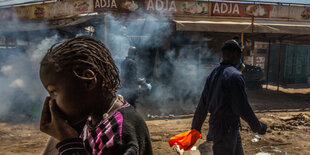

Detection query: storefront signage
(1, 0), (310, 21)
(211, 2), (272, 18)
(145, 0), (209, 15)
(94, 0), (142, 12)
(50, 0), (93, 18)
(145, 0), (177, 12)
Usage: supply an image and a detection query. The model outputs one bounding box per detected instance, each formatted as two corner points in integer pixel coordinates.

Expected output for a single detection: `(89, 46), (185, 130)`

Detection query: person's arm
(122, 132), (139, 155)
(191, 77), (210, 132)
(56, 138), (89, 155)
(230, 74), (266, 134)
(40, 97), (89, 155)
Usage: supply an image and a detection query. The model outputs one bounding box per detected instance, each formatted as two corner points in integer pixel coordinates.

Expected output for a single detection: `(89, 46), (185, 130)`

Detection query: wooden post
(251, 16), (254, 33)
(208, 0), (212, 16)
(266, 40), (271, 90)
(277, 41), (283, 91)
(241, 32), (244, 48)
(104, 15), (108, 45)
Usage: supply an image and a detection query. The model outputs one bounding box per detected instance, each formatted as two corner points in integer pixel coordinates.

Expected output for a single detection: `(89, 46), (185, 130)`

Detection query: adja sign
(93, 0), (179, 13)
(211, 2), (272, 18)
(3, 0), (310, 21)
(145, 0), (177, 12)
(93, 0), (273, 17)
(94, 0), (210, 15)
(94, 0), (142, 12)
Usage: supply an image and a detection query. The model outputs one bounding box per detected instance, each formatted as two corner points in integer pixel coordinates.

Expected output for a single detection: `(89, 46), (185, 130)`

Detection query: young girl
(39, 36), (153, 155)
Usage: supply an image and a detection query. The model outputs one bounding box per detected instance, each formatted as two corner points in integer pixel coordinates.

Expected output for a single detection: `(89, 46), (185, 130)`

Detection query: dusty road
(0, 89), (309, 155)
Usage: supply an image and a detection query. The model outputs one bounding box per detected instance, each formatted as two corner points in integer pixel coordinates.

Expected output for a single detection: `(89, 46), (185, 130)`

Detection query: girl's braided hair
(41, 36), (120, 93)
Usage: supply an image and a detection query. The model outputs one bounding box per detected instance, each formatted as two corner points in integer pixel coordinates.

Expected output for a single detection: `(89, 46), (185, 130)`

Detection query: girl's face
(40, 64), (90, 124)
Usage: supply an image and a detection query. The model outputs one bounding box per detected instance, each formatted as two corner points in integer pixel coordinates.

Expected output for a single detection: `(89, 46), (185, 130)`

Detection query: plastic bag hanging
(168, 129), (202, 151)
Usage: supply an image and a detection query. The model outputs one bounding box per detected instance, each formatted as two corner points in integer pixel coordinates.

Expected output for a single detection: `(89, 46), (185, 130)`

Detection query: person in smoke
(120, 46), (149, 108)
(39, 36), (152, 155)
(191, 39), (267, 155)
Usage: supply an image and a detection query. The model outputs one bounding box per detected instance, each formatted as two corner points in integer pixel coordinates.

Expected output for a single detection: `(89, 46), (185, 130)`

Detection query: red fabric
(169, 129), (202, 150)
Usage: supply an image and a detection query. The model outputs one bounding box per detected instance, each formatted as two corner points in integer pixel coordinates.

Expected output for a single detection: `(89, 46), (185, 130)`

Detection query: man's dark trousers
(212, 129), (244, 155)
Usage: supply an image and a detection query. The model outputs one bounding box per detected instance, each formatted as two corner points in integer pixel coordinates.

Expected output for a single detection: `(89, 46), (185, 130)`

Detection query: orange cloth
(169, 129), (202, 150)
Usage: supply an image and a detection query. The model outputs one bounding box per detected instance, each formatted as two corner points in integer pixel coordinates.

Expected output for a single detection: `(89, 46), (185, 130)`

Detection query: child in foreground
(39, 36), (152, 155)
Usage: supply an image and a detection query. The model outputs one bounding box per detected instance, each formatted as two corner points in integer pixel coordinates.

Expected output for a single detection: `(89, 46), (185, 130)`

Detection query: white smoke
(97, 12), (218, 115)
(146, 45), (218, 115)
(0, 35), (58, 121)
(95, 12), (171, 63)
(9, 78), (25, 89)
(1, 65), (13, 75)
(0, 10), (217, 120)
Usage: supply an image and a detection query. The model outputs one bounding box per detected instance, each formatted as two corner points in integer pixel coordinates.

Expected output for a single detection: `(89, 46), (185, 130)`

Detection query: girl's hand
(40, 97), (79, 141)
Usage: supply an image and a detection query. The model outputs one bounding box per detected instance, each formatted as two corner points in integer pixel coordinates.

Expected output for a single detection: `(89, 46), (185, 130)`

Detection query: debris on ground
(270, 124), (295, 131)
(283, 113), (310, 126)
(146, 114), (194, 120)
(251, 138), (260, 143)
(173, 145), (201, 155)
(256, 146), (287, 155)
(250, 134), (261, 143)
(269, 113), (310, 131)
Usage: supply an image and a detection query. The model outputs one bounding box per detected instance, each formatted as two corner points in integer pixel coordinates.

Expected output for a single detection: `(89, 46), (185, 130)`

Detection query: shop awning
(0, 15), (93, 32)
(175, 19), (252, 33)
(254, 20), (310, 34)
(174, 17), (310, 35)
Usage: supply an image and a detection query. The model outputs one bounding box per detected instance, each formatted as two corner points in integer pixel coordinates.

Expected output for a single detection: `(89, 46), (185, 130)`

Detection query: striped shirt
(56, 103), (153, 155)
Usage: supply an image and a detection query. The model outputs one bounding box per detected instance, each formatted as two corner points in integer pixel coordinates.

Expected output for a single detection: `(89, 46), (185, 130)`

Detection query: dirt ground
(0, 88), (309, 155)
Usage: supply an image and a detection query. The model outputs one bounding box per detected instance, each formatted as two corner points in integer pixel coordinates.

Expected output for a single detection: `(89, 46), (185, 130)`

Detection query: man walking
(191, 40), (267, 155)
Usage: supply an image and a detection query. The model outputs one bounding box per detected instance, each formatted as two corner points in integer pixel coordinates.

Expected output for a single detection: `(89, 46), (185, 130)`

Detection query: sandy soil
(0, 123), (49, 155)
(148, 112), (310, 155)
(147, 89), (310, 155)
(0, 89), (309, 155)
(262, 84), (310, 94)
